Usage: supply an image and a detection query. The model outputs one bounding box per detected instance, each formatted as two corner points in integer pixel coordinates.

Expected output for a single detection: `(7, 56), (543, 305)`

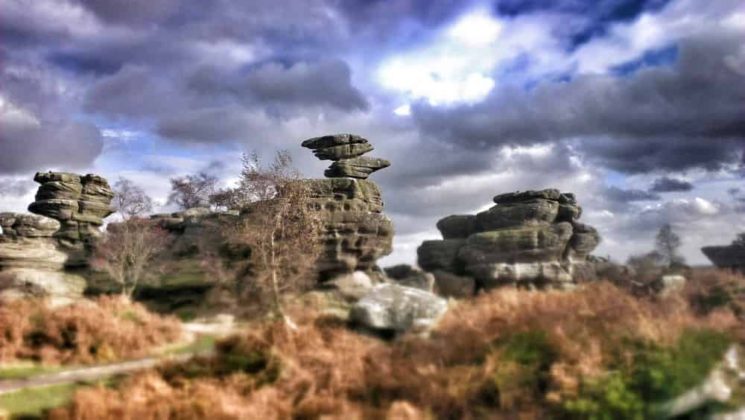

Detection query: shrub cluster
(0, 296), (182, 364)
(49, 281), (741, 419)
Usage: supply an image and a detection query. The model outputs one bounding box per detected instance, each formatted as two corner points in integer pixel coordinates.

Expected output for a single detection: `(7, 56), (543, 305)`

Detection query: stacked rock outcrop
(301, 134), (393, 281)
(702, 236), (745, 272)
(418, 189), (600, 292)
(0, 172), (114, 301)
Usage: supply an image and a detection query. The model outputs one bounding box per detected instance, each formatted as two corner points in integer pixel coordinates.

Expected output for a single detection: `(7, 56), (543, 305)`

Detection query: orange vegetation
(0, 296), (182, 364)
(49, 277), (743, 420)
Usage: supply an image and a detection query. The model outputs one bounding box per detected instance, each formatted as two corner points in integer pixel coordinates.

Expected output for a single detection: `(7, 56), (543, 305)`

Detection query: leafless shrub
(91, 218), (171, 297)
(167, 172), (218, 210)
(112, 177), (153, 219)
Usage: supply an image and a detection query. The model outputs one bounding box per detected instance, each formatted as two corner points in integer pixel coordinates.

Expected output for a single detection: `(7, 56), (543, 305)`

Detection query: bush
(49, 283), (739, 419)
(0, 296), (182, 364)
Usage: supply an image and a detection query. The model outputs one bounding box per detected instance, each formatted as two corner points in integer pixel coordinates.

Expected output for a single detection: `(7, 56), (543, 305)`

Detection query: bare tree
(167, 172), (218, 210)
(655, 223), (685, 268)
(225, 151), (322, 328)
(91, 219), (171, 298)
(113, 177), (153, 220)
(733, 233), (745, 247)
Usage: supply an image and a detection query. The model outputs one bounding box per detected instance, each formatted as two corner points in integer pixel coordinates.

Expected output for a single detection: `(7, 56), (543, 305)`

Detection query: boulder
(417, 239), (465, 273)
(568, 222), (601, 260)
(384, 264), (434, 291)
(350, 284), (448, 334)
(432, 270), (476, 298)
(418, 189), (600, 289)
(436, 215), (479, 239)
(328, 271), (376, 301)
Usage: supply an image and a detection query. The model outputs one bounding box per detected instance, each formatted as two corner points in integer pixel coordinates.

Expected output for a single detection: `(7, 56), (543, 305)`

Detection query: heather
(0, 296), (182, 365)
(49, 281), (742, 419)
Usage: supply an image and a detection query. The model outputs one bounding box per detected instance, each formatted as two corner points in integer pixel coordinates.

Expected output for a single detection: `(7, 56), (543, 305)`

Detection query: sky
(1, 0), (744, 267)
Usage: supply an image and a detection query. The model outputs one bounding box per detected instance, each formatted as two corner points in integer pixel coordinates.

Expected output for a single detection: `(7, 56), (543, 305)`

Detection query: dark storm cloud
(604, 186), (659, 202)
(76, 0), (181, 25)
(0, 119), (103, 175)
(413, 31), (745, 174)
(0, 56), (105, 175)
(242, 60), (369, 111)
(649, 176), (693, 192)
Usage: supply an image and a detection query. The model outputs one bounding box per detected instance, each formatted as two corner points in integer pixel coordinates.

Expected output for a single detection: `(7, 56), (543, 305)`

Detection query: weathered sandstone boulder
(417, 189), (600, 291)
(0, 213), (85, 302)
(350, 284), (448, 334)
(302, 134), (394, 282)
(0, 172), (115, 301)
(384, 264), (434, 291)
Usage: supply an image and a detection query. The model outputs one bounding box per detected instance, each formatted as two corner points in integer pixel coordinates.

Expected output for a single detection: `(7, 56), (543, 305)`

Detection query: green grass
(0, 383), (79, 418)
(168, 334), (217, 356)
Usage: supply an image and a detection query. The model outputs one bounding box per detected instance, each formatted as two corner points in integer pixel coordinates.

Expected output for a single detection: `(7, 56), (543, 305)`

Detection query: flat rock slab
(324, 157), (390, 179)
(350, 284), (448, 334)
(493, 189), (561, 204)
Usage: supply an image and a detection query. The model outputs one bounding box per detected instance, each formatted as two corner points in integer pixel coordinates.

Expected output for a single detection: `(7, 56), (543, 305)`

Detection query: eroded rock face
(302, 134), (394, 282)
(417, 189), (600, 290)
(0, 213), (85, 302)
(28, 172), (115, 265)
(0, 172), (115, 302)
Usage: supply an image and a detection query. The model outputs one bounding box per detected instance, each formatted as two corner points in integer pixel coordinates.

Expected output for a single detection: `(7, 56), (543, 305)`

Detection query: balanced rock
(324, 157), (391, 179)
(418, 189), (600, 290)
(301, 134), (394, 282)
(29, 172), (115, 254)
(302, 133), (389, 180)
(702, 236), (745, 272)
(302, 134), (374, 161)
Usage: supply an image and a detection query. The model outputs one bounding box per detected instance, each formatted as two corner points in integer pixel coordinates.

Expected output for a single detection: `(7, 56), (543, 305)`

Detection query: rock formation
(0, 172), (114, 301)
(301, 134), (393, 281)
(418, 189), (600, 292)
(702, 235), (745, 272)
(28, 171), (115, 265)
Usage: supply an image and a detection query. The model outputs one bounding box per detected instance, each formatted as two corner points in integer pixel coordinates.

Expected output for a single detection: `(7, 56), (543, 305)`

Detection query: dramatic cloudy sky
(1, 0), (744, 266)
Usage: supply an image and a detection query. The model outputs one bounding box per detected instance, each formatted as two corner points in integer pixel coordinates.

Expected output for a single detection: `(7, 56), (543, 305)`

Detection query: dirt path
(0, 320), (237, 396)
(0, 353), (196, 395)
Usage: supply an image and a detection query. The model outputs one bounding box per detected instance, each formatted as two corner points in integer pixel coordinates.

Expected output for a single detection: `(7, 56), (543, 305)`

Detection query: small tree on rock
(226, 151), (322, 328)
(113, 177), (153, 220)
(92, 219), (171, 298)
(655, 223), (685, 268)
(167, 172), (218, 210)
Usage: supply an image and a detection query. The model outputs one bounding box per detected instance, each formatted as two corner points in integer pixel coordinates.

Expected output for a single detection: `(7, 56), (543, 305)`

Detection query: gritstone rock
(418, 188), (600, 290)
(702, 236), (745, 273)
(0, 172), (114, 302)
(350, 284), (448, 334)
(301, 134), (394, 282)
